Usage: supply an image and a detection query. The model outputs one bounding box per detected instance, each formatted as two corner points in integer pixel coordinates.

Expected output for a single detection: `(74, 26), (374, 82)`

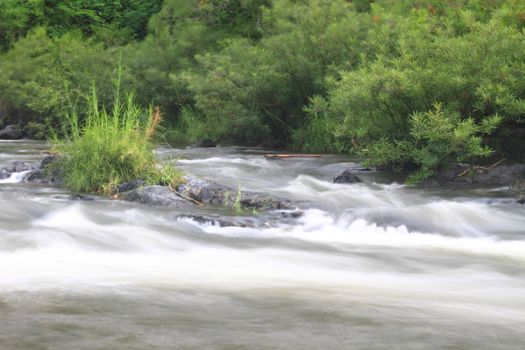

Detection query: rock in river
(333, 169), (362, 184)
(120, 185), (190, 208)
(176, 176), (294, 210)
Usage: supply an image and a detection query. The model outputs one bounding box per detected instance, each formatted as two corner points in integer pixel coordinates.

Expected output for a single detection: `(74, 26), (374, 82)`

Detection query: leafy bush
(307, 14), (525, 164)
(185, 0), (376, 144)
(0, 0), (162, 50)
(363, 104), (502, 183)
(0, 29), (118, 130)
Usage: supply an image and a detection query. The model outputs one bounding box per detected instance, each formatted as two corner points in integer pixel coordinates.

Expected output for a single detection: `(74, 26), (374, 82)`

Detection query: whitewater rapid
(1, 142), (524, 349)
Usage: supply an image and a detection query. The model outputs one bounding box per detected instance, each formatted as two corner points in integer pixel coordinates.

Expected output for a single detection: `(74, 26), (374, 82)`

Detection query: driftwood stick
(457, 167), (471, 177)
(168, 184), (204, 206)
(486, 158), (506, 170)
(264, 154), (322, 159)
(457, 159), (506, 177)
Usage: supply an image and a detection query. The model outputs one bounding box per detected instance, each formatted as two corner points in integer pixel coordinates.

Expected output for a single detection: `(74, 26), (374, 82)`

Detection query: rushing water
(1, 140), (525, 349)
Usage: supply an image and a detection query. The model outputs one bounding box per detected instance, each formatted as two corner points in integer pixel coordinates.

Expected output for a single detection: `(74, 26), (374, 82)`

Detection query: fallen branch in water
(264, 154), (322, 160)
(169, 184), (204, 206)
(457, 159), (506, 177)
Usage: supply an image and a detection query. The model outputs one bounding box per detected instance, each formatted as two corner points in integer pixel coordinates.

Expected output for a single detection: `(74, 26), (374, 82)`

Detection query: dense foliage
(1, 0), (524, 181)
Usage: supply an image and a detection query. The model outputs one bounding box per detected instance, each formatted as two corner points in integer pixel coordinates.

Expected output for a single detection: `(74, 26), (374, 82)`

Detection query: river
(1, 140), (525, 349)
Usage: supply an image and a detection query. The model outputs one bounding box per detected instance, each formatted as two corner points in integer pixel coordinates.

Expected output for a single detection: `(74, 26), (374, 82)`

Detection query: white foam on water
(0, 200), (523, 299)
(0, 170), (34, 184)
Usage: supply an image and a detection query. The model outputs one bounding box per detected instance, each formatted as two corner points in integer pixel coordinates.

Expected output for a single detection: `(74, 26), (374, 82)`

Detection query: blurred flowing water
(1, 141), (525, 349)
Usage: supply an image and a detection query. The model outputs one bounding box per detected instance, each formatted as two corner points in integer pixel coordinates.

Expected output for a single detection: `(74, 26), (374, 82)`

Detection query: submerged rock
(121, 185), (190, 208)
(69, 194), (96, 201)
(51, 194), (96, 201)
(177, 214), (260, 228)
(177, 208), (304, 229)
(333, 169), (362, 184)
(0, 125), (23, 140)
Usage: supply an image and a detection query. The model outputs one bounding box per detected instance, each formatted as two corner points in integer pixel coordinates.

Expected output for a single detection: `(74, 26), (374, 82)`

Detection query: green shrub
(185, 0), (375, 145)
(53, 86), (182, 194)
(0, 29), (119, 129)
(363, 103), (502, 183)
(308, 15), (525, 159)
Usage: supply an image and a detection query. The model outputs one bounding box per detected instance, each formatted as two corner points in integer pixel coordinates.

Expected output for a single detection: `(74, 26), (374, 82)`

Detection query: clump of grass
(53, 86), (183, 195)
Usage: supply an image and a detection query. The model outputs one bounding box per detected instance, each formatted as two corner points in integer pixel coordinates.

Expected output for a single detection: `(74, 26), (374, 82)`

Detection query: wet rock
(333, 169), (362, 184)
(121, 185), (190, 208)
(176, 176), (229, 205)
(195, 139), (217, 148)
(12, 161), (37, 173)
(517, 196), (525, 205)
(25, 170), (45, 182)
(176, 176), (294, 210)
(40, 155), (59, 169)
(26, 165), (63, 186)
(239, 192), (293, 210)
(17, 155), (64, 185)
(279, 210), (304, 219)
(420, 163), (525, 189)
(51, 193), (96, 201)
(0, 125), (23, 140)
(69, 194), (96, 201)
(0, 168), (10, 179)
(117, 179), (145, 193)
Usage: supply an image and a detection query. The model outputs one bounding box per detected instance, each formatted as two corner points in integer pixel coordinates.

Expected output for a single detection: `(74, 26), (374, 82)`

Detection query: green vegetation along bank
(1, 0), (524, 182)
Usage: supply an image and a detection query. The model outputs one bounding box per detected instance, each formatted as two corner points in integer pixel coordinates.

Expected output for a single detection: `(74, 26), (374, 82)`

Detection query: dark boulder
(12, 161), (37, 173)
(195, 139), (217, 148)
(24, 162), (63, 186)
(117, 179), (145, 193)
(176, 176), (294, 210)
(333, 169), (362, 184)
(25, 170), (44, 182)
(0, 125), (23, 140)
(40, 155), (59, 169)
(121, 185), (190, 208)
(28, 155), (64, 185)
